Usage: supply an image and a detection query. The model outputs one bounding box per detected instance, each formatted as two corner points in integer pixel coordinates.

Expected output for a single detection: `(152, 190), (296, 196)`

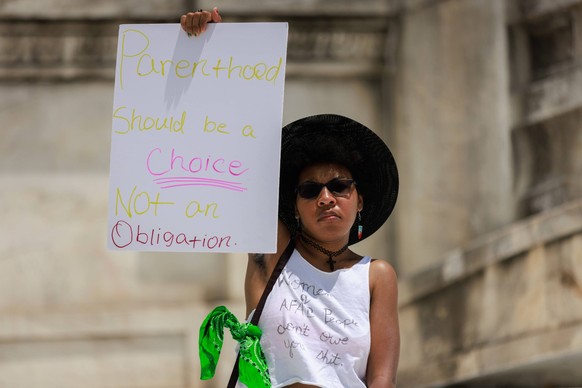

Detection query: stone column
(392, 0), (514, 275)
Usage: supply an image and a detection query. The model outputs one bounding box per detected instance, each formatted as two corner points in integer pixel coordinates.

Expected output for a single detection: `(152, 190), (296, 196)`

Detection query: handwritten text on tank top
(272, 270), (364, 368)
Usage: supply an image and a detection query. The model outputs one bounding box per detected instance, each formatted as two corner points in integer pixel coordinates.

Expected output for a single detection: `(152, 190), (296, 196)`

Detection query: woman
(183, 10), (400, 388)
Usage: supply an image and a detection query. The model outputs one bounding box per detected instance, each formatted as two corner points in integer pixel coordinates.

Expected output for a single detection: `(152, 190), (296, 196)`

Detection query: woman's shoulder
(370, 257), (396, 272)
(369, 258), (398, 290)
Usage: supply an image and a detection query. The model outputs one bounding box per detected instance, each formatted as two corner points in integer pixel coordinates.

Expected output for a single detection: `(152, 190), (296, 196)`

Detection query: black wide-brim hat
(278, 114), (399, 245)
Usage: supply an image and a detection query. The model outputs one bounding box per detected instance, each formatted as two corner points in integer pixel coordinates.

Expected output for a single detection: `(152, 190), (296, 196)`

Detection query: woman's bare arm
(244, 219), (291, 317)
(367, 259), (400, 387)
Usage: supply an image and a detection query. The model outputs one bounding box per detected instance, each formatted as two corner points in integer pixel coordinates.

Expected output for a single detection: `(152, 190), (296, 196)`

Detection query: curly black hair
(282, 130), (367, 196)
(277, 114), (398, 244)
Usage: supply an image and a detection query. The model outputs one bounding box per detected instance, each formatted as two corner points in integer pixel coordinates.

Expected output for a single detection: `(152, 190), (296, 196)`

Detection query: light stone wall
(0, 305), (217, 388)
(398, 199), (582, 386)
(395, 0), (582, 385)
(393, 0), (514, 275)
(2, 0), (582, 387)
(0, 1), (393, 386)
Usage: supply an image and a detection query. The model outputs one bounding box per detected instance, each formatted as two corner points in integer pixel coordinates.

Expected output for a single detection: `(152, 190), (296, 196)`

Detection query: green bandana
(199, 306), (271, 387)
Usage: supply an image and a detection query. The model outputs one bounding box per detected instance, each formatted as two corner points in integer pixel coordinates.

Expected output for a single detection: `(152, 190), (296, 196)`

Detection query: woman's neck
(297, 233), (350, 271)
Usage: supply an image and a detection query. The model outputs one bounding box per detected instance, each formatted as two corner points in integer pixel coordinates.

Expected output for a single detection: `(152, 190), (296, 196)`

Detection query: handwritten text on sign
(108, 23), (288, 253)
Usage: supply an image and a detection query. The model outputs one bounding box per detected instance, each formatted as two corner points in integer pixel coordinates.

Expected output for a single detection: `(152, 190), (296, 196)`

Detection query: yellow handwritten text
(203, 115), (230, 135)
(185, 200), (220, 219)
(113, 106), (186, 135)
(119, 29), (283, 85)
(116, 186), (175, 217)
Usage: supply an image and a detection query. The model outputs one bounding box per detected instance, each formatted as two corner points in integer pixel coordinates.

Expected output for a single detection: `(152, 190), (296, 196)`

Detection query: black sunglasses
(295, 178), (356, 199)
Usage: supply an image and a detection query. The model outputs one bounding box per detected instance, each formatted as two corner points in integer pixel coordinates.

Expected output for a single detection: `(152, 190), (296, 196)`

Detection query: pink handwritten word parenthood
(108, 23), (288, 252)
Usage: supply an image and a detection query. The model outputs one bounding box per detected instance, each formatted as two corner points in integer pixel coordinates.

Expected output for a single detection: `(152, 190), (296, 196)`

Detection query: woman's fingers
(180, 8), (221, 36)
(200, 11), (213, 33)
(211, 7), (222, 23)
(180, 11), (202, 36)
(180, 14), (189, 33)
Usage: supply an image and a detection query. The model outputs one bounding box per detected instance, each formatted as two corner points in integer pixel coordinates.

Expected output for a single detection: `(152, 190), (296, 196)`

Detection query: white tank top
(252, 249), (372, 388)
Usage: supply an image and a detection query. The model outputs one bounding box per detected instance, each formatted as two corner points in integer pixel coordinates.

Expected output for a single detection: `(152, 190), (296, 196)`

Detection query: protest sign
(107, 23), (288, 252)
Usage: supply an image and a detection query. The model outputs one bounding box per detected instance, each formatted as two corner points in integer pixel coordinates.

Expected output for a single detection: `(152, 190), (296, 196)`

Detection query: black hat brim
(278, 114), (398, 245)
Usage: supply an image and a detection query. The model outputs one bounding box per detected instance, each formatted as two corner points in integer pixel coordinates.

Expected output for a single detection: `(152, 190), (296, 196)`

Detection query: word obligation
(110, 220), (232, 250)
(118, 29), (283, 89)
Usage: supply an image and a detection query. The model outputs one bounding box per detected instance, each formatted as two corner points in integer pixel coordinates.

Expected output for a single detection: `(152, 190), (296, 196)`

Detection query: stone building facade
(0, 0), (581, 387)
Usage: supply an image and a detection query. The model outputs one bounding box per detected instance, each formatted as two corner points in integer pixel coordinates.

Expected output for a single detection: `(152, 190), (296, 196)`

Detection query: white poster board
(107, 23), (288, 253)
